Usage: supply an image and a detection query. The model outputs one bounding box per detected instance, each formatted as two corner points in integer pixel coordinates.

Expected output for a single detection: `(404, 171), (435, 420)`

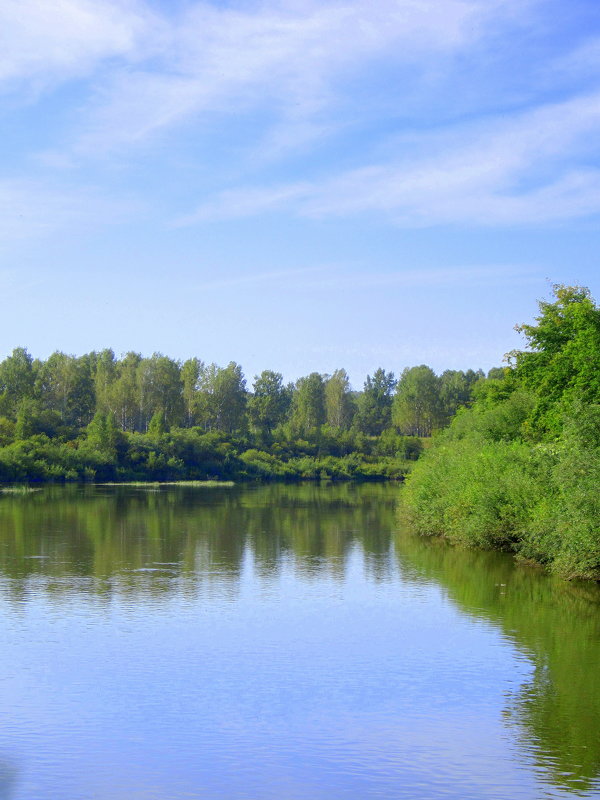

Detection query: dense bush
(403, 286), (600, 580)
(0, 423), (417, 484)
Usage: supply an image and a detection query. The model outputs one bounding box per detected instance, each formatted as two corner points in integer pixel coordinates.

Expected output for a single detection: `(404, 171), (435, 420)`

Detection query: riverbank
(0, 427), (419, 484)
(402, 286), (600, 581)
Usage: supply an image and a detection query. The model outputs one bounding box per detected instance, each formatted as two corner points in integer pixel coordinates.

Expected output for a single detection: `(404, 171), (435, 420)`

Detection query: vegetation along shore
(0, 344), (483, 483)
(1, 284), (598, 580)
(402, 285), (600, 580)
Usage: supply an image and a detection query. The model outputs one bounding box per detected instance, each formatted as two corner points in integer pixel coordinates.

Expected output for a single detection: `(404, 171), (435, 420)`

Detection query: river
(0, 483), (598, 799)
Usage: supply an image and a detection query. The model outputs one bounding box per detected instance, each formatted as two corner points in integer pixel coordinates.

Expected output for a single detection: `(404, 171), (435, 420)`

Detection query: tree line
(0, 349), (491, 483)
(0, 349), (487, 438)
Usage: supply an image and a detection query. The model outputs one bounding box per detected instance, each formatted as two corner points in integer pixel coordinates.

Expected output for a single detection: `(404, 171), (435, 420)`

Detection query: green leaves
(403, 285), (600, 579)
(513, 284), (600, 436)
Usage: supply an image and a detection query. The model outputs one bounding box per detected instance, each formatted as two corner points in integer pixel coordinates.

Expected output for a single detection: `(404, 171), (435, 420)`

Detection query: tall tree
(325, 369), (354, 429)
(196, 362), (247, 433)
(354, 368), (396, 435)
(111, 352), (141, 431)
(181, 357), (204, 427)
(93, 349), (117, 414)
(137, 353), (183, 431)
(438, 370), (471, 425)
(292, 373), (326, 435)
(0, 347), (36, 417)
(248, 370), (290, 435)
(511, 284), (600, 435)
(392, 365), (441, 437)
(36, 352), (95, 427)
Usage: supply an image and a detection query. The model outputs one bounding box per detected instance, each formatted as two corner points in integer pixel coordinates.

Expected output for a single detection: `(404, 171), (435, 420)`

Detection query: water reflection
(0, 484), (397, 600)
(0, 758), (18, 800)
(393, 520), (600, 794)
(0, 483), (599, 797)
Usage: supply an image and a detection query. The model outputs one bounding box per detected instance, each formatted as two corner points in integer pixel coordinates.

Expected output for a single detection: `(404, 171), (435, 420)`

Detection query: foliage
(511, 284), (600, 437)
(291, 373), (326, 434)
(393, 365), (441, 436)
(0, 345), (480, 486)
(325, 369), (354, 429)
(354, 368), (396, 435)
(403, 285), (600, 579)
(248, 370), (290, 435)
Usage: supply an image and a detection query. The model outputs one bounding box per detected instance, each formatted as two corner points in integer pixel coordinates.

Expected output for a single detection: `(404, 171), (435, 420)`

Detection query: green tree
(392, 365), (441, 437)
(248, 370), (290, 435)
(147, 410), (166, 439)
(181, 357), (204, 427)
(36, 352), (95, 428)
(325, 369), (354, 429)
(85, 411), (121, 460)
(14, 398), (62, 439)
(438, 370), (474, 425)
(93, 349), (118, 416)
(111, 352), (142, 431)
(136, 353), (183, 431)
(0, 417), (14, 446)
(196, 362), (247, 433)
(0, 347), (36, 418)
(511, 284), (600, 436)
(487, 366), (507, 380)
(354, 368), (396, 435)
(291, 373), (326, 435)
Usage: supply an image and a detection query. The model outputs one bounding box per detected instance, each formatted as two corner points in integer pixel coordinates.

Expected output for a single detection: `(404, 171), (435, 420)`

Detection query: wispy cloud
(182, 91), (600, 226)
(69, 0), (535, 153)
(0, 0), (157, 93)
(3, 0), (598, 238)
(0, 179), (139, 243)
(291, 265), (541, 290)
(174, 184), (311, 225)
(194, 263), (539, 294)
(197, 265), (327, 291)
(550, 34), (600, 82)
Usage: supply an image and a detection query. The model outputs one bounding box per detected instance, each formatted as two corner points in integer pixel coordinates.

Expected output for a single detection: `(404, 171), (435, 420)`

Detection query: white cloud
(174, 183), (311, 225)
(5, 0), (589, 236)
(73, 0), (535, 152)
(0, 0), (158, 91)
(184, 91), (600, 226)
(550, 35), (600, 81)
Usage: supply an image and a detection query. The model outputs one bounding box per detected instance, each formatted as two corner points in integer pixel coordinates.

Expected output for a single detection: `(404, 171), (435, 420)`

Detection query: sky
(1, 0), (600, 387)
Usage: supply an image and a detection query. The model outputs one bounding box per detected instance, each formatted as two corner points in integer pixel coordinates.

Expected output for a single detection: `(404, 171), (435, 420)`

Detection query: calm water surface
(0, 483), (599, 799)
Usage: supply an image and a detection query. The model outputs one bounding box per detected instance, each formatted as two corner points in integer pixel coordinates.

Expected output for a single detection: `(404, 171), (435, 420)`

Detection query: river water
(0, 483), (598, 799)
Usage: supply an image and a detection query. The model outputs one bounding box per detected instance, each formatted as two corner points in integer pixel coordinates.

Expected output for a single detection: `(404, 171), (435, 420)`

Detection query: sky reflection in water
(0, 483), (598, 800)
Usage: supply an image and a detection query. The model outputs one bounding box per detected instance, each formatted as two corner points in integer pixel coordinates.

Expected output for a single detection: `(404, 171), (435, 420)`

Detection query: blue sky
(1, 0), (600, 387)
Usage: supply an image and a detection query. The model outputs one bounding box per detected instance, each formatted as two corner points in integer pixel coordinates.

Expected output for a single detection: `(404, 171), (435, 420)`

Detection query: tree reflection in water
(0, 483), (598, 795)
